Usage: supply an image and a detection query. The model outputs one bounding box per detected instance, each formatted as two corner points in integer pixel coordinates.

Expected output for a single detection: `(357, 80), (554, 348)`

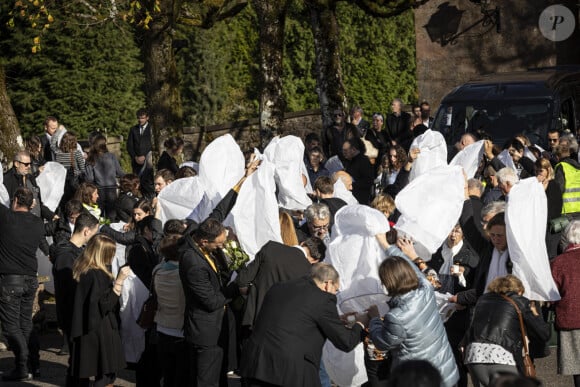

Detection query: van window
(559, 98), (575, 133)
(433, 100), (553, 148)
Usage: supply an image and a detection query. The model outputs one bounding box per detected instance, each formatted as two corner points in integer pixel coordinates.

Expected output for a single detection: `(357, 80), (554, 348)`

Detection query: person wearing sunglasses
(3, 150), (55, 222)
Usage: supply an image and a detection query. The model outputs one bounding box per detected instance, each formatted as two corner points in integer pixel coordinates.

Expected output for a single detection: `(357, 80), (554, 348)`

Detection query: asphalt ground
(0, 299), (572, 387)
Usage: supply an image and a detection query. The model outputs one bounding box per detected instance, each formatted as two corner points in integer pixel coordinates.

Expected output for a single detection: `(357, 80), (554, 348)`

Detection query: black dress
(70, 269), (126, 379)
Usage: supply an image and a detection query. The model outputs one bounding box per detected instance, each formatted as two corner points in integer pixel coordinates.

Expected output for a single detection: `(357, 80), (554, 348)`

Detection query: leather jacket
(465, 292), (550, 371)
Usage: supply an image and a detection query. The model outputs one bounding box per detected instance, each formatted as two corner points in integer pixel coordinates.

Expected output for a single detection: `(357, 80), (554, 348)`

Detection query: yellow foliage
(33, 36), (40, 44)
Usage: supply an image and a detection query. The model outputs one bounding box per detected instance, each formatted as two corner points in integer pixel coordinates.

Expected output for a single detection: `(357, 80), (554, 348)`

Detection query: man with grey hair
(350, 106), (370, 137)
(496, 167), (519, 197)
(3, 150), (55, 222)
(297, 203), (331, 243)
(386, 98), (411, 147)
(240, 262), (366, 386)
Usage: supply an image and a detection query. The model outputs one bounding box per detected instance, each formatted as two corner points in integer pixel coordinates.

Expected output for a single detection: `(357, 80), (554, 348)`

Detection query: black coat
(466, 292), (550, 372)
(40, 133), (53, 162)
(236, 241), (312, 327)
(178, 189), (240, 346)
(70, 269), (126, 378)
(51, 240), (83, 336)
(3, 167), (54, 221)
(321, 123), (359, 159)
(430, 239), (480, 295)
(156, 151), (179, 174)
(114, 192), (139, 223)
(240, 277), (364, 387)
(385, 112), (411, 145)
(343, 152), (374, 204)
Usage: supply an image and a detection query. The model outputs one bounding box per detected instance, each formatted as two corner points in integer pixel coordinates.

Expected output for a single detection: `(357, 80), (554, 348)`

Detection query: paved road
(0, 327), (573, 387)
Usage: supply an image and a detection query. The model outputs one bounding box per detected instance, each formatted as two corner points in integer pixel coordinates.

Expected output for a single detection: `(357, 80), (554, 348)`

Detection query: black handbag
(136, 268), (159, 330)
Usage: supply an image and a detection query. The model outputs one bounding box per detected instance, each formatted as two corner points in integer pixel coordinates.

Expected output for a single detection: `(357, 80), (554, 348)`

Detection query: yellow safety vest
(558, 162), (580, 214)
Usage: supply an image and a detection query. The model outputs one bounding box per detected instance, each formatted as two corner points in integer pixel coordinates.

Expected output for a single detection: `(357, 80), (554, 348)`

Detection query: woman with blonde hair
(70, 234), (131, 387)
(463, 275), (550, 386)
(279, 210), (299, 246)
(536, 157), (563, 258)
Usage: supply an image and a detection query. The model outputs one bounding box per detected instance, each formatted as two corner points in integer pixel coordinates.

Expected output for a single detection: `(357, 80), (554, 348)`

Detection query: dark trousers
(157, 332), (188, 387)
(98, 187), (118, 222)
(0, 274), (38, 374)
(189, 343), (227, 387)
(362, 355), (390, 387)
(136, 330), (161, 387)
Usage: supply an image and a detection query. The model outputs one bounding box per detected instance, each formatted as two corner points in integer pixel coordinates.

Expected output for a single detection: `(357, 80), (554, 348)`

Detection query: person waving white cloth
(408, 129), (448, 181)
(323, 205), (390, 387)
(195, 134), (246, 222)
(506, 178), (560, 301)
(263, 136), (312, 210)
(36, 161), (66, 212)
(230, 159), (281, 261)
(157, 176), (205, 224)
(395, 165), (465, 254)
(450, 140), (484, 179)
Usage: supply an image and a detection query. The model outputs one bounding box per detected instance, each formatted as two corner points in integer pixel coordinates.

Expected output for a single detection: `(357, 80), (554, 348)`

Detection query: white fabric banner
(0, 162), (9, 207)
(408, 129), (448, 181)
(450, 141), (484, 179)
(119, 271), (148, 363)
(263, 136), (312, 210)
(497, 149), (517, 171)
(230, 160), (281, 261)
(333, 179), (358, 205)
(506, 178), (560, 301)
(196, 134), (245, 221)
(36, 161), (66, 212)
(157, 176), (205, 224)
(323, 205), (391, 387)
(395, 165), (465, 253)
(109, 222), (128, 277)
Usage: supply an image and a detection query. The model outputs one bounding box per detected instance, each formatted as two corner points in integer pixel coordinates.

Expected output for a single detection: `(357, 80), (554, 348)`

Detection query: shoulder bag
(500, 294), (537, 378)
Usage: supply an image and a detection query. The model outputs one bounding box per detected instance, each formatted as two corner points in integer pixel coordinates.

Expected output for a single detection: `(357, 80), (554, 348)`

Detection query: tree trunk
(0, 65), (22, 166)
(141, 0), (183, 167)
(308, 0), (348, 129)
(251, 0), (288, 148)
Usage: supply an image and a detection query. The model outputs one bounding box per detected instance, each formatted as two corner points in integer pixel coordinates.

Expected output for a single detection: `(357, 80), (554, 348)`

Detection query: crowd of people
(0, 102), (579, 387)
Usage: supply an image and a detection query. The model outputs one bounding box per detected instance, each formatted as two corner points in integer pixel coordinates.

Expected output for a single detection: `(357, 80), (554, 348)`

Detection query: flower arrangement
(222, 240), (249, 271)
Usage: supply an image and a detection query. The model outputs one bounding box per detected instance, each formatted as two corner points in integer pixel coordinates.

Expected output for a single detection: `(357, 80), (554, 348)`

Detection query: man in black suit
(178, 158), (259, 387)
(236, 237), (326, 328)
(385, 98), (411, 147)
(126, 108), (153, 175)
(240, 263), (366, 387)
(40, 116), (58, 162)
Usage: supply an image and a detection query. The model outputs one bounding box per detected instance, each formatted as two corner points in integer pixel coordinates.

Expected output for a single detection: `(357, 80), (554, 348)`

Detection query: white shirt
(485, 248), (510, 291)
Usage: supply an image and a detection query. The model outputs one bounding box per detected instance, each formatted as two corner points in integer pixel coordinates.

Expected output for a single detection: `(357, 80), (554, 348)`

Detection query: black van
(432, 66), (580, 149)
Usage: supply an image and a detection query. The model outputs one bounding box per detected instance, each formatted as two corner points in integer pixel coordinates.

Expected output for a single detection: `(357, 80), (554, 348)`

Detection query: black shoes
(1, 370), (33, 381)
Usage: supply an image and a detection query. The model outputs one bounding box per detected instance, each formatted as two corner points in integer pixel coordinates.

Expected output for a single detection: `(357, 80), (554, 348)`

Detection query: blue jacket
(369, 246), (459, 387)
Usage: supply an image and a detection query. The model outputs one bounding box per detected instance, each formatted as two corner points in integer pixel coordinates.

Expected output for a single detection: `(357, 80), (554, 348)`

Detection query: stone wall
(182, 109), (323, 160)
(414, 0), (580, 110)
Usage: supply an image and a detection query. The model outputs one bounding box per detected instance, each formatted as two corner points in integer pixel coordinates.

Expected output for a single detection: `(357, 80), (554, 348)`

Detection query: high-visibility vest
(558, 161), (580, 214)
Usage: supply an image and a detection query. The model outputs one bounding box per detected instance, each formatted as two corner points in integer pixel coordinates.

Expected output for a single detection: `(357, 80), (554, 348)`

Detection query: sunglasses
(17, 161), (32, 166)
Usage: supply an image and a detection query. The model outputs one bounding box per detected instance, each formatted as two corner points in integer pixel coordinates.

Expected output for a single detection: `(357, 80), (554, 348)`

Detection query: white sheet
(395, 165), (465, 253)
(119, 271), (148, 363)
(263, 136), (312, 210)
(333, 179), (358, 205)
(109, 222), (128, 277)
(497, 149), (517, 171)
(158, 177), (205, 224)
(450, 141), (484, 179)
(323, 205), (391, 387)
(408, 129), (448, 181)
(506, 178), (560, 301)
(36, 162), (66, 212)
(230, 160), (281, 261)
(196, 134), (245, 221)
(0, 162), (9, 207)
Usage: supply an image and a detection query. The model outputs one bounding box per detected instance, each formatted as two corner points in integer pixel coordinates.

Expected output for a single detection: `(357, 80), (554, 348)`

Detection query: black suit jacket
(343, 152), (374, 204)
(240, 277), (363, 386)
(178, 189), (240, 346)
(126, 123), (152, 171)
(236, 241), (312, 327)
(40, 133), (53, 162)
